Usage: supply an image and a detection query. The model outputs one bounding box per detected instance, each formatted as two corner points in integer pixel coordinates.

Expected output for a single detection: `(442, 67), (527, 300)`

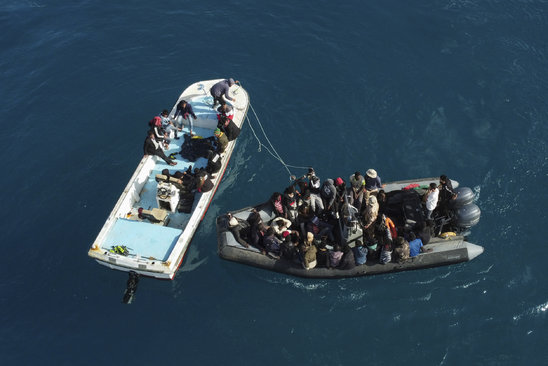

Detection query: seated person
(271, 217), (293, 237)
(217, 101), (234, 121)
(214, 128), (229, 153)
(408, 232), (431, 257)
(218, 115), (240, 141)
(328, 244), (344, 269)
(160, 109), (180, 139)
(206, 150), (222, 175)
(393, 237), (410, 263)
(353, 240), (368, 265)
(263, 228), (282, 257)
(148, 116), (170, 149)
(226, 213), (249, 248)
(339, 245), (356, 270)
(315, 236), (330, 268)
(379, 242), (393, 264)
(306, 216), (334, 241)
(365, 169), (383, 193)
(280, 232), (300, 262)
(143, 131), (176, 166)
(364, 232), (380, 262)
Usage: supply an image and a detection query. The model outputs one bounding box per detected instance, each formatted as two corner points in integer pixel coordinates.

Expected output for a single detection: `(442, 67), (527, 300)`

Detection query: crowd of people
(227, 171), (458, 270)
(143, 78), (242, 198)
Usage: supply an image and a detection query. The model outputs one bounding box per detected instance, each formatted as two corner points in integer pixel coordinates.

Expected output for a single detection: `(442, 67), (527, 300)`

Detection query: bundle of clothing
(179, 135), (216, 162)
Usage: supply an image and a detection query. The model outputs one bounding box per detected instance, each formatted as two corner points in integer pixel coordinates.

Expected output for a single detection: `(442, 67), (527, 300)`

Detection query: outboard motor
(122, 271), (140, 304)
(454, 203), (481, 228)
(452, 187), (475, 208)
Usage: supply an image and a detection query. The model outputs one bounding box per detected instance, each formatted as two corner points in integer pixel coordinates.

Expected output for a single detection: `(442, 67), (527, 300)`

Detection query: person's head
(152, 116), (162, 127)
(335, 177), (344, 186)
(354, 171), (361, 179)
(356, 240), (363, 247)
(440, 175), (447, 184)
(161, 169), (170, 176)
(228, 78), (235, 86)
(408, 232), (416, 241)
(368, 196), (378, 205)
(180, 100), (187, 107)
(333, 244), (342, 252)
(266, 227), (274, 237)
(429, 183), (437, 190)
(161, 109), (169, 117)
(306, 232), (314, 244)
(284, 186), (295, 196)
(366, 169), (377, 179)
(149, 131), (155, 139)
(214, 128), (222, 137)
(276, 219), (286, 227)
(308, 167), (315, 176)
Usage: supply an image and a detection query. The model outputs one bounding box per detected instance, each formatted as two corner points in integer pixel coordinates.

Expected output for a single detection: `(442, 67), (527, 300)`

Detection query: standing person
(210, 78), (239, 107)
(306, 168), (324, 214)
(349, 171), (366, 211)
(172, 100), (197, 136)
(423, 182), (439, 220)
(439, 175), (458, 204)
(365, 168), (384, 193)
(320, 178), (337, 215)
(143, 132), (177, 166)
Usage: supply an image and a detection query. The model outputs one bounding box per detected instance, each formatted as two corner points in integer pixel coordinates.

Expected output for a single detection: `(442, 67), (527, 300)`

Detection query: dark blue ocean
(2, 0), (547, 364)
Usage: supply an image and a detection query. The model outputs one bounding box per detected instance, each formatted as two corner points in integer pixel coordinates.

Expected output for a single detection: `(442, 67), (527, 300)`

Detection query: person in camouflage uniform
(393, 237), (410, 263)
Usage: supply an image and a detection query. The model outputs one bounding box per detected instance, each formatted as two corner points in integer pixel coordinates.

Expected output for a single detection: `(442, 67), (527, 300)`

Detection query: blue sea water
(1, 0), (547, 364)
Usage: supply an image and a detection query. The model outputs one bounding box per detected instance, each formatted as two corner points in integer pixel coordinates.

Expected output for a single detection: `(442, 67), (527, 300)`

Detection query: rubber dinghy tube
(122, 271), (140, 304)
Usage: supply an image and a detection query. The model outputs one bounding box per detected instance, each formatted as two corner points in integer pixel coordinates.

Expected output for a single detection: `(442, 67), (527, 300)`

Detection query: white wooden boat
(89, 79), (249, 279)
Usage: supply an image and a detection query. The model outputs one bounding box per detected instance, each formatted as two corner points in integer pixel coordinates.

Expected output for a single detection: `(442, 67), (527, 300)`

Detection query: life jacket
(385, 216), (397, 239)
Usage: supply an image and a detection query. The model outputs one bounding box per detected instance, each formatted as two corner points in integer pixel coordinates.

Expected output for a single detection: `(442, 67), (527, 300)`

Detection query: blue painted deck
(100, 93), (224, 258)
(103, 218), (182, 261)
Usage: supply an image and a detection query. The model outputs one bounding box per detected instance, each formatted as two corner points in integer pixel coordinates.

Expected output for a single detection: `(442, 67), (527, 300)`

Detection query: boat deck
(97, 94), (218, 256)
(89, 79), (250, 279)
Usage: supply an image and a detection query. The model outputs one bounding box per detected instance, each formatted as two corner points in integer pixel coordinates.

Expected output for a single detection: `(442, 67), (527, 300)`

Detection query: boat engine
(453, 187), (475, 207)
(451, 187), (481, 228)
(454, 203), (481, 228)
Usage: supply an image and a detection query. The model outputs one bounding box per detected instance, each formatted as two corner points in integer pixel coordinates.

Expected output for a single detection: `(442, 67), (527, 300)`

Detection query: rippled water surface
(1, 0), (547, 365)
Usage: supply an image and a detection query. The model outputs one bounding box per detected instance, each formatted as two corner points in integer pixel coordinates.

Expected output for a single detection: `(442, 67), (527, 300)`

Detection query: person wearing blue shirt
(365, 169), (384, 192)
(408, 232), (431, 257)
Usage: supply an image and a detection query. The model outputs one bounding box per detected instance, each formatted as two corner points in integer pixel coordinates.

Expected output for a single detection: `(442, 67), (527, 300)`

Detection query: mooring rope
(245, 99), (311, 180)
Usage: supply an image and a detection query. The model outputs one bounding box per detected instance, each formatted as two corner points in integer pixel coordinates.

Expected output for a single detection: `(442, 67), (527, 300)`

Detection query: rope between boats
(244, 96), (310, 180)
